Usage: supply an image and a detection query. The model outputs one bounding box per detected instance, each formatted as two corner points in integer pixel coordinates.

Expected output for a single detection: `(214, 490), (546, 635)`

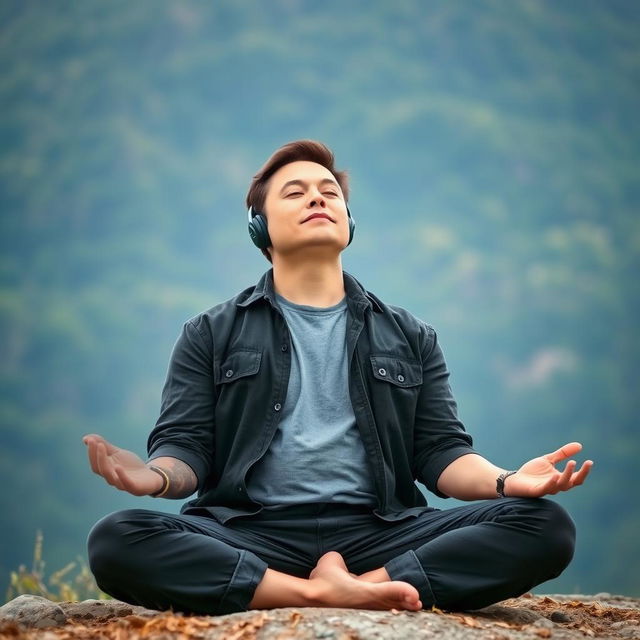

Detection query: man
(85, 139), (592, 615)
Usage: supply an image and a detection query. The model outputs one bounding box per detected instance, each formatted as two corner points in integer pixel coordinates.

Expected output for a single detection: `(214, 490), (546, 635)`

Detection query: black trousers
(87, 497), (575, 615)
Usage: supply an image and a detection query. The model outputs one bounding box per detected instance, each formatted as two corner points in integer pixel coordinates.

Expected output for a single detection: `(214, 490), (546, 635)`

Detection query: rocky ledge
(0, 593), (639, 639)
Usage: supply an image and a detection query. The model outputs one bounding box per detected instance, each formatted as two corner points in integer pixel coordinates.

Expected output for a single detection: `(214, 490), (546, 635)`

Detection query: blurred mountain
(1, 0), (638, 597)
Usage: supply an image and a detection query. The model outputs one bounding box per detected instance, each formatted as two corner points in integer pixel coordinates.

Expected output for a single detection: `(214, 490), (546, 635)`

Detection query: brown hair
(245, 139), (349, 212)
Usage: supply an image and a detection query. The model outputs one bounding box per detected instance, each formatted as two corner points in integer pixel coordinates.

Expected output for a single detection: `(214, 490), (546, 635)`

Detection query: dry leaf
(494, 621), (520, 629)
(289, 610), (302, 628)
(458, 615), (482, 628)
(123, 615), (148, 628)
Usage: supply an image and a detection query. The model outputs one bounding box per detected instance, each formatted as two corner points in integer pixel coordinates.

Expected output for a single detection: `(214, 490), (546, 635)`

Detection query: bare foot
(357, 567), (391, 583)
(308, 551), (422, 611)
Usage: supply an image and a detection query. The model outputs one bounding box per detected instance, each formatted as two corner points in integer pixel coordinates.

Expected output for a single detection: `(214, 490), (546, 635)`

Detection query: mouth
(302, 212), (335, 223)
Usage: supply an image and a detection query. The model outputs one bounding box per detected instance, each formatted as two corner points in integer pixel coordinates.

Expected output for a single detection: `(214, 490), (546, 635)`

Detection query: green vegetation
(1, 0), (638, 599)
(5, 532), (107, 603)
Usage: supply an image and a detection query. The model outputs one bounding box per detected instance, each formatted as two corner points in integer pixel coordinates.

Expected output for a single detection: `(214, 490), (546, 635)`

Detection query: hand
(505, 441), (593, 498)
(83, 434), (163, 496)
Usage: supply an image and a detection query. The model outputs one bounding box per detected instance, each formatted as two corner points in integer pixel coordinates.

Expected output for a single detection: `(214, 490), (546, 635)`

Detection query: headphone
(248, 206), (356, 250)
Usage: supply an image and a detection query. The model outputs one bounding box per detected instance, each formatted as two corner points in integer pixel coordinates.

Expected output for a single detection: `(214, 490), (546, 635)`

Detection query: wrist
(496, 470), (517, 498)
(148, 465), (170, 497)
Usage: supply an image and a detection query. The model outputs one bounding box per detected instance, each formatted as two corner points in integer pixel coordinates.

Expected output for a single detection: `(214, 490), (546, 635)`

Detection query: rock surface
(0, 593), (639, 639)
(0, 596), (67, 630)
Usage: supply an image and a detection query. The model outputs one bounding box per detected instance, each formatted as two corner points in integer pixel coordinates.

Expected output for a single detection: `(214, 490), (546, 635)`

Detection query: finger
(113, 465), (142, 495)
(90, 435), (120, 456)
(114, 465), (151, 496)
(84, 434), (113, 475)
(94, 441), (106, 477)
(85, 438), (101, 475)
(546, 442), (582, 465)
(113, 466), (136, 495)
(540, 475), (561, 496)
(96, 442), (120, 488)
(527, 475), (559, 497)
(569, 460), (593, 487)
(109, 464), (128, 491)
(555, 460), (577, 491)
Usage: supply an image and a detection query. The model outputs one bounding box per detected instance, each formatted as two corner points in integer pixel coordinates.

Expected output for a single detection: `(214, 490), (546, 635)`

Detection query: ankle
(249, 569), (320, 609)
(305, 579), (329, 606)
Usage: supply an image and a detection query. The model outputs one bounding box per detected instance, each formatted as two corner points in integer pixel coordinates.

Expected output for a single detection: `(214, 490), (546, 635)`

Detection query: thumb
(546, 442), (582, 465)
(114, 465), (164, 497)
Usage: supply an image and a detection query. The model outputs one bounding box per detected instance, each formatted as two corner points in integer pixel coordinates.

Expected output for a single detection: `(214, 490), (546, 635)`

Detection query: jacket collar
(236, 269), (382, 313)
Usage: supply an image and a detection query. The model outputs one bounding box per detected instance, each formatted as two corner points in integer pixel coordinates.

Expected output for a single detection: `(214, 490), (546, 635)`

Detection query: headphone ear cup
(248, 211), (271, 249)
(347, 210), (356, 246)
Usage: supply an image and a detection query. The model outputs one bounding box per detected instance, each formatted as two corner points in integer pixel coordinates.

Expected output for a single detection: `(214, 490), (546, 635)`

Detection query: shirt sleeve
(147, 318), (215, 489)
(413, 324), (476, 498)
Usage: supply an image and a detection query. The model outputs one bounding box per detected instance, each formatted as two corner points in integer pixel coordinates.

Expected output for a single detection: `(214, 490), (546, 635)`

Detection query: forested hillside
(1, 0), (638, 597)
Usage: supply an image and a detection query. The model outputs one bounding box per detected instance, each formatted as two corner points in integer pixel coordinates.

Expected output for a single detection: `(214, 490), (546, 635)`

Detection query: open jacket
(147, 269), (475, 523)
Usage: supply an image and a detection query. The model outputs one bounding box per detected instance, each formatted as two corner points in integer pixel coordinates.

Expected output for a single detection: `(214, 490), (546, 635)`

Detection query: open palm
(506, 442), (593, 498)
(83, 434), (162, 496)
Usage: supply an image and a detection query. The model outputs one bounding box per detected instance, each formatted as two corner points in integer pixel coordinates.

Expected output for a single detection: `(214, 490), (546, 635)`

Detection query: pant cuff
(217, 550), (268, 614)
(385, 549), (436, 608)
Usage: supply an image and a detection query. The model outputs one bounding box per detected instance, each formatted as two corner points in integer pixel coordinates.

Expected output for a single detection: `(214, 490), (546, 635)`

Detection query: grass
(5, 530), (110, 603)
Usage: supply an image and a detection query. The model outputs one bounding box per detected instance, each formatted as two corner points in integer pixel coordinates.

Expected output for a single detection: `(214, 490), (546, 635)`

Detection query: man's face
(262, 161), (350, 258)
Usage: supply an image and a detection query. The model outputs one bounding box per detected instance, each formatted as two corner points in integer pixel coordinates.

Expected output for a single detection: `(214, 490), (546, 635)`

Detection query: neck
(272, 253), (345, 307)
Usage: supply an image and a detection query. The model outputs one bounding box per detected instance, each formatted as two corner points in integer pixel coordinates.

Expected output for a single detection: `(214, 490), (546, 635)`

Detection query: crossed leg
(88, 498), (574, 615)
(249, 551), (421, 610)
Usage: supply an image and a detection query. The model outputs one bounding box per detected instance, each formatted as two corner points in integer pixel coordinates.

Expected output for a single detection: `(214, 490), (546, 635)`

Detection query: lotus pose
(85, 140), (592, 615)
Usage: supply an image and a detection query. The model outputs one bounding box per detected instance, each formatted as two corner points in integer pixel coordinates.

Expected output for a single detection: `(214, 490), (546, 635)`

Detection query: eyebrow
(278, 178), (340, 196)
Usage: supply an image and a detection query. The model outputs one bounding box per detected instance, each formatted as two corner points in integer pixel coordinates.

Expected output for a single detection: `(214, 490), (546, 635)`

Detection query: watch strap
(496, 470), (517, 498)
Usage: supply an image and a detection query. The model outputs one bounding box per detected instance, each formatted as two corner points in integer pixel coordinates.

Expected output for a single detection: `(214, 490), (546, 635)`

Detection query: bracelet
(496, 470), (517, 498)
(148, 465), (170, 498)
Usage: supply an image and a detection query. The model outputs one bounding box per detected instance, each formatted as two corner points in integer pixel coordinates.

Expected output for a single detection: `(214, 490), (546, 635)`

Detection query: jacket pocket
(219, 349), (262, 384)
(370, 354), (422, 387)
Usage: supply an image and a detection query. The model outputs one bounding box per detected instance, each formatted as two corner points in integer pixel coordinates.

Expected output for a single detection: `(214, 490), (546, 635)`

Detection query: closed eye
(285, 190), (339, 197)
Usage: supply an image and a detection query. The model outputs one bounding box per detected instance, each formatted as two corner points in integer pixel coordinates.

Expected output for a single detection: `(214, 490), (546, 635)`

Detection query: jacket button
(397, 374), (405, 382)
(225, 369), (234, 378)
(237, 486), (243, 493)
(274, 403), (282, 411)
(378, 368), (387, 376)
(281, 344), (288, 352)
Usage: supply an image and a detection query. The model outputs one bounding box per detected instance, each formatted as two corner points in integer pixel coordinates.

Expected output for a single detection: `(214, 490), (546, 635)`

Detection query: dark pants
(87, 498), (575, 615)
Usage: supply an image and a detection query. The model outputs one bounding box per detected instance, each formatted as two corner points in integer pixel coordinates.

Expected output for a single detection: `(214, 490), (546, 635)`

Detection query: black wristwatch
(496, 470), (517, 498)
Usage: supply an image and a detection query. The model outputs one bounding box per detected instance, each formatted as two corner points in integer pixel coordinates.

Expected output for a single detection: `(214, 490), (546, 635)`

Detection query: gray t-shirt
(246, 294), (377, 508)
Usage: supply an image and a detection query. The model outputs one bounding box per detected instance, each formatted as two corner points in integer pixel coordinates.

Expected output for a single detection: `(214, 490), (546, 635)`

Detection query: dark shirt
(147, 269), (476, 523)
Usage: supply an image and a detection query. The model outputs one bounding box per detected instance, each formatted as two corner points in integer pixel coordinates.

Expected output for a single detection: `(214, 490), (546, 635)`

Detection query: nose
(308, 197), (325, 208)
(307, 187), (325, 209)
